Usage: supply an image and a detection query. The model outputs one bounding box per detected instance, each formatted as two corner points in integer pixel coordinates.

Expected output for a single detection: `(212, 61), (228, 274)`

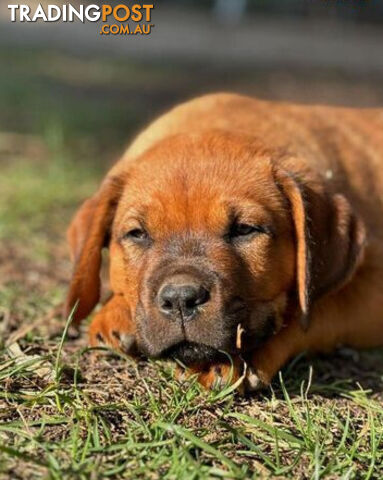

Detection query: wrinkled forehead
(116, 137), (284, 233)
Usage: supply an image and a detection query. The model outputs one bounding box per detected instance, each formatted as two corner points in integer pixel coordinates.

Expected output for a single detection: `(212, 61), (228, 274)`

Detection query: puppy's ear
(275, 168), (366, 329)
(64, 176), (124, 325)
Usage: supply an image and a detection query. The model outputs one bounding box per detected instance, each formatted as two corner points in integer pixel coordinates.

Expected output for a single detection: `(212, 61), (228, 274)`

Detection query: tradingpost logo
(8, 3), (155, 36)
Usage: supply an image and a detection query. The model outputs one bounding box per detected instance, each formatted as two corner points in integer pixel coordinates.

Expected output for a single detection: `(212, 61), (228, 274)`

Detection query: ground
(0, 47), (383, 479)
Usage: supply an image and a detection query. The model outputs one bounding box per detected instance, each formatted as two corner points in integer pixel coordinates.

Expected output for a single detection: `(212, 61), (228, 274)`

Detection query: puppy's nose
(158, 283), (210, 319)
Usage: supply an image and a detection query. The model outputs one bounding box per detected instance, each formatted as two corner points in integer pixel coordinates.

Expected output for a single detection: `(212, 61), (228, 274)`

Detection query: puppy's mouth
(163, 341), (227, 366)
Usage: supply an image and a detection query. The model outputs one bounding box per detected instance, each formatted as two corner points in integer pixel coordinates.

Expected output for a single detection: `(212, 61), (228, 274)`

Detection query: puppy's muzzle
(157, 274), (210, 321)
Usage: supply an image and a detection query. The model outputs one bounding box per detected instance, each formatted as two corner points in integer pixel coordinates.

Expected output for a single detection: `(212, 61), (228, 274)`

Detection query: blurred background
(1, 0), (383, 322)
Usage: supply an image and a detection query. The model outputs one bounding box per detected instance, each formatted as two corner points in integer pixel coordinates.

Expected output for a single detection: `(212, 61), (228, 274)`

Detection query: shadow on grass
(269, 348), (383, 399)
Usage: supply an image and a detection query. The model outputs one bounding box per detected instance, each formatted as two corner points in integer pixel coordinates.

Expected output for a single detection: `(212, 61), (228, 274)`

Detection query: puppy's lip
(162, 341), (227, 366)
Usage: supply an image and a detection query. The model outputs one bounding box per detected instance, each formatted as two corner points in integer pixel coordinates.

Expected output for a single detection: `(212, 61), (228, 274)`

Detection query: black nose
(158, 283), (210, 319)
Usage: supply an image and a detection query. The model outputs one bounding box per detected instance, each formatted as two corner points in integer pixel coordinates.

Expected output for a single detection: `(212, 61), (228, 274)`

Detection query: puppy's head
(65, 131), (366, 365)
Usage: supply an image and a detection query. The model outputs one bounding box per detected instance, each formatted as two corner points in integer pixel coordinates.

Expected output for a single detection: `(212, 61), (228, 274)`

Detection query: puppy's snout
(158, 278), (210, 320)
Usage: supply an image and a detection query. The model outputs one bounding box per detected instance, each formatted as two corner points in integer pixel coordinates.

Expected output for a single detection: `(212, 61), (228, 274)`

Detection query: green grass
(1, 46), (383, 479)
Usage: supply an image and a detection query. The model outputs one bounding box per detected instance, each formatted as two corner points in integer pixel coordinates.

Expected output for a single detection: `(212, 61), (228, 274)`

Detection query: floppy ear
(275, 168), (366, 329)
(64, 176), (124, 325)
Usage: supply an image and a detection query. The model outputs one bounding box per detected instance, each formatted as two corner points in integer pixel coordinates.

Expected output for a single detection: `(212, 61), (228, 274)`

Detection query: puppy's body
(66, 94), (383, 389)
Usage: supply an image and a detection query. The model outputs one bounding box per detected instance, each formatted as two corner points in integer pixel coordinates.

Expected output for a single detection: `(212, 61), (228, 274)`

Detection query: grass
(1, 46), (383, 479)
(1, 326), (382, 479)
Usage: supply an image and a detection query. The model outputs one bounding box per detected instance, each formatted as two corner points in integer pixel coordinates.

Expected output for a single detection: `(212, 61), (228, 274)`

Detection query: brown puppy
(65, 93), (383, 391)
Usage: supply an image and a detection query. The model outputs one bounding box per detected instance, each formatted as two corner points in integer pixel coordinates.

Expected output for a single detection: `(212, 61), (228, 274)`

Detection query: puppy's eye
(122, 228), (150, 245)
(228, 223), (268, 240)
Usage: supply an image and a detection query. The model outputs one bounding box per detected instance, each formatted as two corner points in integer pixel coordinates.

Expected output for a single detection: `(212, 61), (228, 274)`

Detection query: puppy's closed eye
(226, 222), (270, 243)
(121, 228), (152, 247)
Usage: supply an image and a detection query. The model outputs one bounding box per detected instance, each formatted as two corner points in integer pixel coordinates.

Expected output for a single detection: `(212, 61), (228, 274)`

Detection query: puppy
(65, 93), (383, 391)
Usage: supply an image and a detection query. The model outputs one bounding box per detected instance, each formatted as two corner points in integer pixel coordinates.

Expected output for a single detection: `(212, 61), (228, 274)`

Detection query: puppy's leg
(89, 294), (137, 355)
(248, 318), (306, 388)
(248, 298), (354, 388)
(249, 269), (383, 389)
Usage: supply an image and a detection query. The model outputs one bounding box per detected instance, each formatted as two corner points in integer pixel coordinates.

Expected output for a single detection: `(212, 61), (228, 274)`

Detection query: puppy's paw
(89, 296), (137, 356)
(176, 360), (269, 394)
(198, 361), (271, 392)
(244, 366), (268, 392)
(198, 361), (242, 390)
(176, 357), (244, 391)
